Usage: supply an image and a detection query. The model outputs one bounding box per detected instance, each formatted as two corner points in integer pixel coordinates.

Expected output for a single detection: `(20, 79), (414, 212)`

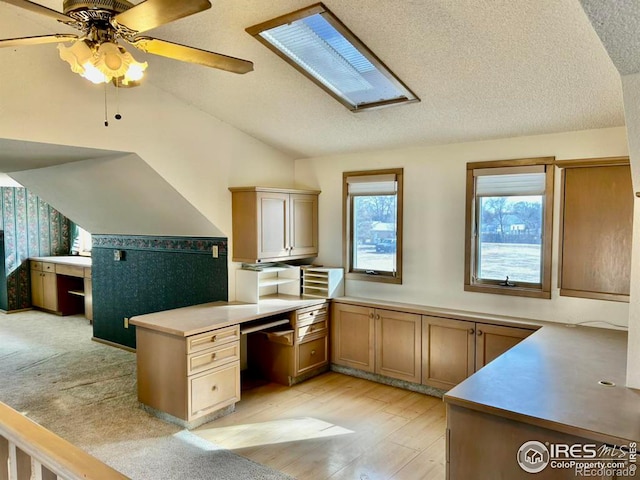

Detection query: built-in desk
(30, 256), (92, 321)
(130, 295), (329, 428)
(444, 325), (639, 479)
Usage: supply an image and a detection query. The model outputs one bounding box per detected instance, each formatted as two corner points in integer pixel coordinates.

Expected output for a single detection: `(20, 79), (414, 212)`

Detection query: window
(464, 158), (554, 298)
(343, 169), (403, 283)
(71, 225), (92, 256)
(246, 3), (419, 112)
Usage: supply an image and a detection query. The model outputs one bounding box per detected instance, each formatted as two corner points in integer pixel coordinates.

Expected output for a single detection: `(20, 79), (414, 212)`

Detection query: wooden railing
(0, 401), (129, 480)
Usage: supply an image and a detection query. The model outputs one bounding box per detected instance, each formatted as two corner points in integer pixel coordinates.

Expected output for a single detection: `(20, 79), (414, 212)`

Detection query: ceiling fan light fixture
(58, 39), (147, 85)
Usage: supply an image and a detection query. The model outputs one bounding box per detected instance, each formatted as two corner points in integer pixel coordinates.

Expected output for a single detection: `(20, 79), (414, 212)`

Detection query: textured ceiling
(0, 0), (627, 159)
(580, 0), (640, 75)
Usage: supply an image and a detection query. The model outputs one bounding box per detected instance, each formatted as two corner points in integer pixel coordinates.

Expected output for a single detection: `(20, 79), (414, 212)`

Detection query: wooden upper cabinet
(422, 316), (475, 390)
(559, 161), (633, 302)
(474, 323), (533, 370)
(229, 187), (319, 263)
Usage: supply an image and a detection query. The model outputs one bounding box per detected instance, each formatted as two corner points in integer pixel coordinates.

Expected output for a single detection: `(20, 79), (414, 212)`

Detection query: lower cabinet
(422, 316), (535, 389)
(137, 324), (241, 423)
(249, 302), (329, 386)
(332, 303), (421, 383)
(332, 301), (536, 391)
(422, 316), (475, 390)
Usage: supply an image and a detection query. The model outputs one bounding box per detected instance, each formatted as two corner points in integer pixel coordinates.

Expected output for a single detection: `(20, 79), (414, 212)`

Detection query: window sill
(464, 283), (550, 299)
(347, 272), (402, 285)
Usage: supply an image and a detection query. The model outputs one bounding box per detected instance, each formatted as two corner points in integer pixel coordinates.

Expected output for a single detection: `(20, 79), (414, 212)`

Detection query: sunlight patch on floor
(192, 417), (353, 449)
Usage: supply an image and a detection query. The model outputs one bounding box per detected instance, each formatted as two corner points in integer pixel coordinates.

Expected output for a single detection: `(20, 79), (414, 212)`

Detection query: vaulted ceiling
(0, 0), (626, 159)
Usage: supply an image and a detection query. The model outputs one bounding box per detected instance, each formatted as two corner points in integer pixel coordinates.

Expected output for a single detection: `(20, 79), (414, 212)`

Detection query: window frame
(343, 168), (403, 284)
(464, 157), (554, 299)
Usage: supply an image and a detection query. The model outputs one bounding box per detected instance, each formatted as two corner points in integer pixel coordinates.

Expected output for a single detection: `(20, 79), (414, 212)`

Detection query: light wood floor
(193, 372), (446, 480)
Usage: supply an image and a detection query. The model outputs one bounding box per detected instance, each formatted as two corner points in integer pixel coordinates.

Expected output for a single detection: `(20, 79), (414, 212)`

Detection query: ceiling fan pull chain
(103, 82), (109, 127)
(115, 82), (122, 121)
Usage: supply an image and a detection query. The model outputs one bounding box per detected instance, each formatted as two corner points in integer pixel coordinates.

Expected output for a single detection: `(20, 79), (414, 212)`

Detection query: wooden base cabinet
(422, 316), (475, 390)
(136, 324), (241, 423)
(249, 303), (329, 386)
(422, 316), (535, 390)
(332, 303), (421, 383)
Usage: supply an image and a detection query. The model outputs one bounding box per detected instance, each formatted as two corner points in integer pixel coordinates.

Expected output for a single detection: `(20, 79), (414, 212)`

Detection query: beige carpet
(0, 310), (293, 480)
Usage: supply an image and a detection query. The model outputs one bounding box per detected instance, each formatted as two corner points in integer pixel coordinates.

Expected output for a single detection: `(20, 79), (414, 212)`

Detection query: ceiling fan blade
(113, 0), (211, 34)
(129, 37), (253, 74)
(0, 34), (78, 48)
(1, 0), (73, 23)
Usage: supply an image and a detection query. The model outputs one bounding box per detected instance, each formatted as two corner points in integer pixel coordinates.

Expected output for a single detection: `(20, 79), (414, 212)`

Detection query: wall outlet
(124, 317), (129, 329)
(212, 245), (218, 258)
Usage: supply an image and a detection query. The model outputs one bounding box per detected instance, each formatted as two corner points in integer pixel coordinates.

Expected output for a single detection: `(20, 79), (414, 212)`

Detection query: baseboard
(330, 363), (446, 399)
(91, 337), (136, 353)
(141, 403), (236, 430)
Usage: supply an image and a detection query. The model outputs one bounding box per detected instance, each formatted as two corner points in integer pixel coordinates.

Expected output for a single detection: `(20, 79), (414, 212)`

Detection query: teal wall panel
(0, 187), (71, 311)
(92, 235), (228, 349)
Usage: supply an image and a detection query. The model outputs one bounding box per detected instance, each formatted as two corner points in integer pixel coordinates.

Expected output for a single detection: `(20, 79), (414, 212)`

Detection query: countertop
(129, 295), (326, 337)
(445, 324), (640, 444)
(30, 256), (91, 268)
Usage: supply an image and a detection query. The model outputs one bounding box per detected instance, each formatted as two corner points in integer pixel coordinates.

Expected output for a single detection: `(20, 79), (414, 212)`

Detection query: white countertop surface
(31, 256), (91, 268)
(130, 295), (326, 337)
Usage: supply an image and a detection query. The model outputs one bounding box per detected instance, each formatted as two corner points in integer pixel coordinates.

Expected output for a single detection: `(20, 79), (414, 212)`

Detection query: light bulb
(81, 63), (109, 84)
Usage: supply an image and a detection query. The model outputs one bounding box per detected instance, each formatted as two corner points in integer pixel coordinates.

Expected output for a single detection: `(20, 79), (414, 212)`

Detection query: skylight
(246, 3), (420, 112)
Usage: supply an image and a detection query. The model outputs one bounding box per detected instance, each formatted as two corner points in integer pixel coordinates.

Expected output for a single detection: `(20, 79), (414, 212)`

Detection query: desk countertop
(130, 295), (326, 337)
(444, 324), (639, 444)
(30, 256), (91, 268)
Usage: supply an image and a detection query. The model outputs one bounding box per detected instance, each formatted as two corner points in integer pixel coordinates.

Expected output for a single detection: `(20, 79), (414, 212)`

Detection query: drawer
(296, 303), (328, 326)
(188, 341), (240, 375)
(297, 318), (328, 341)
(30, 261), (55, 272)
(56, 264), (84, 277)
(189, 361), (240, 418)
(265, 329), (294, 346)
(187, 325), (240, 354)
(297, 336), (328, 374)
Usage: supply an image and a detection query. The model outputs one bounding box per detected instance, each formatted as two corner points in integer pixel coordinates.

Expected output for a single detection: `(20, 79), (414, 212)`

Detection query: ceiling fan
(0, 0), (254, 86)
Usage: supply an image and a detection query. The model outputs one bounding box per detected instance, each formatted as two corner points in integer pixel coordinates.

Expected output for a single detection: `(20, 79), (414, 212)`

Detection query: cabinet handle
(211, 353), (217, 360)
(468, 328), (475, 335)
(369, 312), (375, 319)
(211, 385), (218, 391)
(477, 330), (483, 336)
(211, 336), (217, 342)
(310, 350), (316, 355)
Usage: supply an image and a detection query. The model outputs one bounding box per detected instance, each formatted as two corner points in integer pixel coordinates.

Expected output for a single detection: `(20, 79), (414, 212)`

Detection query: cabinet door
(475, 323), (533, 370)
(331, 303), (375, 372)
(289, 193), (318, 258)
(42, 272), (58, 312)
(422, 316), (475, 390)
(257, 191), (290, 259)
(30, 270), (44, 308)
(375, 309), (421, 383)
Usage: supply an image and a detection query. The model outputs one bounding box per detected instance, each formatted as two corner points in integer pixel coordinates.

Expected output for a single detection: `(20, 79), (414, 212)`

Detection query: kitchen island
(444, 324), (639, 479)
(130, 295), (328, 428)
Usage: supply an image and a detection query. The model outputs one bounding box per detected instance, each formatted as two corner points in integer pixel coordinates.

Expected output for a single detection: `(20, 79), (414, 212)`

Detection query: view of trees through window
(352, 194), (397, 273)
(477, 195), (543, 283)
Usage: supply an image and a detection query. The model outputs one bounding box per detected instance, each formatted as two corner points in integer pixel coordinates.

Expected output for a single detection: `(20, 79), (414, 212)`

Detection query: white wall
(0, 34), (295, 299)
(621, 73), (640, 388)
(295, 126), (630, 327)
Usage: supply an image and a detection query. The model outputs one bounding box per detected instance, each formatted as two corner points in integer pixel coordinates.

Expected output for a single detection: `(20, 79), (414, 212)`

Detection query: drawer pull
(311, 350), (316, 355)
(211, 385), (218, 391)
(211, 336), (217, 342)
(211, 353), (217, 360)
